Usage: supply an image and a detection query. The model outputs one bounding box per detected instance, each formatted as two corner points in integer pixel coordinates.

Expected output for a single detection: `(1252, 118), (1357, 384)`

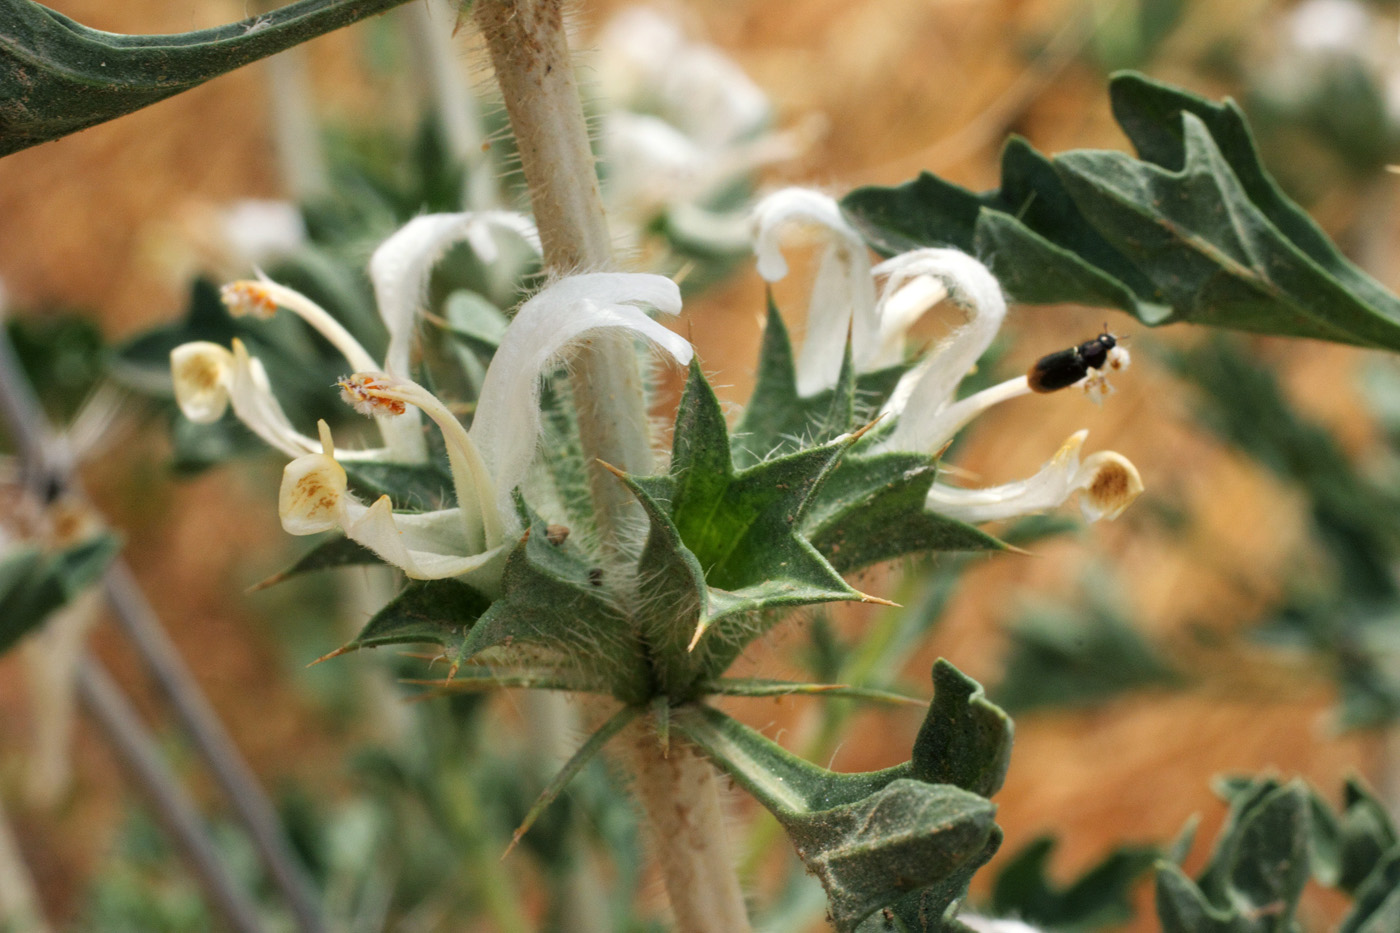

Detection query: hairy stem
(623, 723), (753, 933)
(473, 0), (652, 556)
(472, 4), (749, 928)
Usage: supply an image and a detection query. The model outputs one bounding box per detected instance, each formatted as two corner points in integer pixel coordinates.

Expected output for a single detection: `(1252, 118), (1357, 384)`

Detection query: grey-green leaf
(841, 72), (1400, 350)
(1, 0), (416, 155)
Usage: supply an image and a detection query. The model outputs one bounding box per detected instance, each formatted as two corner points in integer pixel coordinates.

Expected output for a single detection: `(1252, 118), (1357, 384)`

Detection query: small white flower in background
(170, 211), (540, 465)
(594, 7), (816, 235)
(219, 200), (307, 268)
(750, 187), (1142, 525)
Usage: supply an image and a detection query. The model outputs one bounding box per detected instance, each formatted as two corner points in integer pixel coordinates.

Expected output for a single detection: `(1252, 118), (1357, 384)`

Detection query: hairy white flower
(171, 210), (540, 464)
(279, 271), (691, 586)
(748, 198), (1142, 525)
(595, 7), (805, 237)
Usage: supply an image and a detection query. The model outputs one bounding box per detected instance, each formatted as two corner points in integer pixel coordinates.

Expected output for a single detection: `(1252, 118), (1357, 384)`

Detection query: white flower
(277, 272), (692, 589)
(750, 193), (1141, 525)
(594, 7), (808, 234)
(751, 188), (879, 395)
(925, 430), (1143, 524)
(170, 211), (540, 464)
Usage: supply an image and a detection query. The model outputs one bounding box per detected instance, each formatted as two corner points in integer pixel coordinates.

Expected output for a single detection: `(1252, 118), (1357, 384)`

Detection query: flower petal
(925, 430), (1141, 524)
(278, 423), (507, 588)
(878, 249), (1007, 452)
(468, 273), (691, 525)
(225, 340), (324, 459)
(344, 496), (508, 584)
(750, 188), (877, 394)
(1076, 451), (1144, 522)
(369, 211), (541, 378)
(170, 342), (233, 423)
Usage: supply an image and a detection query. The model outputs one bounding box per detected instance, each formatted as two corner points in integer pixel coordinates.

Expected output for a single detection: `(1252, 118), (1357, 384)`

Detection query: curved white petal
(469, 273), (691, 526)
(226, 340), (323, 459)
(750, 187), (864, 282)
(925, 431), (1142, 524)
(369, 211), (541, 378)
(343, 496), (508, 584)
(878, 249), (1007, 451)
(170, 342), (233, 423)
(750, 188), (877, 395)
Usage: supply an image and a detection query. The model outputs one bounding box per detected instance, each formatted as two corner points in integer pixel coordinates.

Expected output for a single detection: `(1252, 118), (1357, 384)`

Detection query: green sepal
(0, 0), (417, 156)
(732, 295), (905, 469)
(332, 578), (491, 660)
(989, 835), (1159, 931)
(622, 361), (875, 686)
(453, 516), (645, 701)
(250, 536), (383, 591)
(0, 533), (121, 656)
(911, 660), (1012, 798)
(703, 678), (925, 705)
(804, 451), (1006, 573)
(841, 72), (1400, 350)
(676, 660), (1008, 932)
(507, 704), (640, 852)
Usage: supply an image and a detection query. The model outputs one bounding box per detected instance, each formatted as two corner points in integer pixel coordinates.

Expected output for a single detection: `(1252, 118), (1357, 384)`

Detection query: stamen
(220, 281), (279, 320)
(338, 373), (409, 417)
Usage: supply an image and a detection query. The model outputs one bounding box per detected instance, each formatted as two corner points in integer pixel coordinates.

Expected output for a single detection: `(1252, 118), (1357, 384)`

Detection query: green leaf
(1338, 777), (1400, 894)
(1155, 862), (1241, 933)
(1342, 847), (1400, 933)
(0, 534), (121, 656)
(732, 296), (905, 469)
(677, 660), (1008, 932)
(622, 362), (876, 684)
(1158, 778), (1311, 932)
(911, 660), (1012, 798)
(341, 460), (457, 511)
(250, 536), (383, 591)
(804, 450), (1005, 573)
(453, 516), (645, 701)
(0, 0), (417, 156)
(990, 835), (1158, 931)
(326, 578), (491, 664)
(842, 141), (1161, 320)
(841, 72), (1400, 350)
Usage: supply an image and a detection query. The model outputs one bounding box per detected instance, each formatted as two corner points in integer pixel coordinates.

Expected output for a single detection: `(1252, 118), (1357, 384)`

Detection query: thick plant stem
(473, 4), (749, 928)
(624, 724), (753, 933)
(473, 0), (653, 554)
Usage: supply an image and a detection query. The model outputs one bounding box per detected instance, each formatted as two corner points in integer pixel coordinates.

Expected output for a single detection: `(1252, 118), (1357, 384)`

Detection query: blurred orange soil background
(0, 0), (1393, 929)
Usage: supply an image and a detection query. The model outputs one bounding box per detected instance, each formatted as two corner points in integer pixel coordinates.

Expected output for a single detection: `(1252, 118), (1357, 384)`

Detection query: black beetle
(1026, 332), (1119, 394)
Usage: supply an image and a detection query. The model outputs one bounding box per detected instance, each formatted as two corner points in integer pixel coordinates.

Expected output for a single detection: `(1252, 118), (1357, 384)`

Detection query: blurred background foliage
(10, 0), (1400, 929)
